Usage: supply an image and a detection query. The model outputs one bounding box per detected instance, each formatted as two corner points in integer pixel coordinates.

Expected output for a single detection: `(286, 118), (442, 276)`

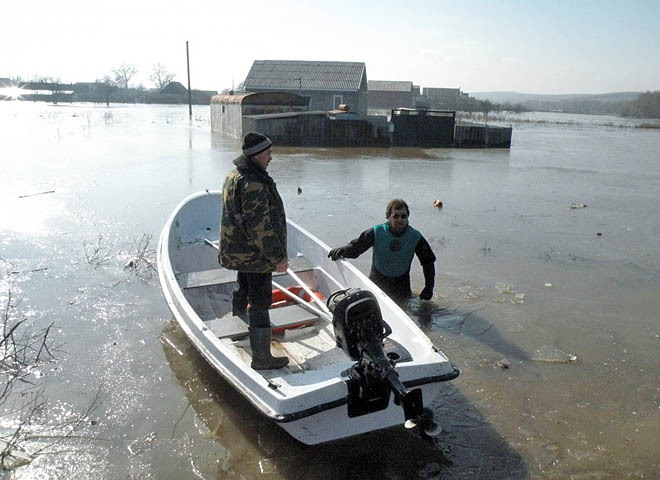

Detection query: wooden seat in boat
(204, 303), (321, 340)
(179, 256), (314, 289)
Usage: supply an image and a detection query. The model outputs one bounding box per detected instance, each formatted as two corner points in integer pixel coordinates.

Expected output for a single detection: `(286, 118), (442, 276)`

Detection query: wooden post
(186, 41), (192, 119)
(484, 113), (489, 147)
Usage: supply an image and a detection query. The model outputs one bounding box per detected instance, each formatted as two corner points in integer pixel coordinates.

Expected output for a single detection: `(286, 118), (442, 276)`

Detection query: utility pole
(186, 41), (192, 119)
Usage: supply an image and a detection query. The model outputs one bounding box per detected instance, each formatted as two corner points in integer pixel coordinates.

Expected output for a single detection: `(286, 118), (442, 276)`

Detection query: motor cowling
(327, 288), (435, 438)
(327, 288), (390, 361)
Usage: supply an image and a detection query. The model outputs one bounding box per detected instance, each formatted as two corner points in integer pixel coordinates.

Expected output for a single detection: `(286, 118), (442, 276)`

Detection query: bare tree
(112, 64), (137, 89)
(95, 76), (115, 106)
(30, 74), (53, 83)
(51, 77), (62, 104)
(149, 63), (175, 90)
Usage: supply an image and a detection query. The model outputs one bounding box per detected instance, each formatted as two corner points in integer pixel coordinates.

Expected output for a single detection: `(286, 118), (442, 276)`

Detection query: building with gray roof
(423, 87), (464, 109)
(243, 60), (368, 117)
(368, 80), (415, 111)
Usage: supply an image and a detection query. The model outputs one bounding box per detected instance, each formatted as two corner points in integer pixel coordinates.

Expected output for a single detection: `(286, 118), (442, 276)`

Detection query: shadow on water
(161, 321), (527, 479)
(407, 300), (530, 362)
(274, 146), (443, 160)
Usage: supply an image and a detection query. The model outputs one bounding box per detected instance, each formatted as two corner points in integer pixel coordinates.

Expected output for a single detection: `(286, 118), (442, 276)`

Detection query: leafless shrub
(123, 233), (156, 279)
(1, 385), (102, 471)
(83, 234), (114, 268)
(1, 283), (53, 395)
(539, 247), (554, 263)
(1, 276), (101, 471)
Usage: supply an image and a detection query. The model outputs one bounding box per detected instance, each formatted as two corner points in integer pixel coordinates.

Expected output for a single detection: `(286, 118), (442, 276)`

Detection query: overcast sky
(3, 0), (659, 94)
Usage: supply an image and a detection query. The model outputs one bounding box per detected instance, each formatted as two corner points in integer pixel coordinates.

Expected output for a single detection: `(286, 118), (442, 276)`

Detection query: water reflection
(409, 299), (529, 361)
(161, 321), (527, 479)
(0, 190), (64, 235)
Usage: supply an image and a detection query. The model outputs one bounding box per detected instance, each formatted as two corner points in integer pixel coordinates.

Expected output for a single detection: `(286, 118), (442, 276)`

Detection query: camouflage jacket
(219, 154), (287, 273)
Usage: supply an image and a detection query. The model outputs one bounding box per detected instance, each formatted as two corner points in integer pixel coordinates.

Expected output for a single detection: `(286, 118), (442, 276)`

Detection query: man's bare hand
(275, 258), (289, 273)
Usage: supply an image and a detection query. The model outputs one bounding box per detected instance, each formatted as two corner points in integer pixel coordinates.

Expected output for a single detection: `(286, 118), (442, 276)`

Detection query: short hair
(385, 198), (409, 218)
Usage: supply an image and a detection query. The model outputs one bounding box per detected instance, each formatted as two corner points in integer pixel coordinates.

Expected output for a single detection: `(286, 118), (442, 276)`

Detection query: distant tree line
(491, 91), (660, 119)
(8, 63), (174, 92)
(515, 98), (637, 116)
(3, 62), (216, 105)
(454, 96), (528, 114)
(6, 65), (658, 119)
(621, 91), (660, 119)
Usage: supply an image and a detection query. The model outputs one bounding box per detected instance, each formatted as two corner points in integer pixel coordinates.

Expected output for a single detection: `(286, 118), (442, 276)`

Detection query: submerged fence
(455, 123), (512, 148)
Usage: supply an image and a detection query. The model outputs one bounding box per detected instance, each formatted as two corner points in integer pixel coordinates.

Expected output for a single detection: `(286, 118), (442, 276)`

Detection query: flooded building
(242, 108), (388, 147)
(368, 80), (415, 113)
(211, 71), (511, 149)
(423, 87), (465, 110)
(149, 81), (216, 105)
(210, 91), (309, 138)
(211, 91), (387, 146)
(243, 60), (368, 117)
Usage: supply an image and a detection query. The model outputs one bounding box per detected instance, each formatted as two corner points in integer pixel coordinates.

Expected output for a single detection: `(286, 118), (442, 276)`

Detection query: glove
(328, 247), (345, 261)
(420, 287), (433, 300)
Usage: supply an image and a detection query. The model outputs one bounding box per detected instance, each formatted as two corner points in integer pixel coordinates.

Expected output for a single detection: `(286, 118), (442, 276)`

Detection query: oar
(202, 239), (331, 321)
(286, 267), (332, 316)
(271, 280), (332, 322)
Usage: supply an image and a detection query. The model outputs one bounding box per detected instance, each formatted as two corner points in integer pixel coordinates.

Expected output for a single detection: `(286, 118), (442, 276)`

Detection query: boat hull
(158, 190), (458, 444)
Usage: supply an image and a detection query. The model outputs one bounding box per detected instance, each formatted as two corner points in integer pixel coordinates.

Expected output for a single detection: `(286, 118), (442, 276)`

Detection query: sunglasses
(391, 213), (408, 219)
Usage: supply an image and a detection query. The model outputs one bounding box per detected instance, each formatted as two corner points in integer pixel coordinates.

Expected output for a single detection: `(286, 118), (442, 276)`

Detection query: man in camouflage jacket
(219, 132), (289, 369)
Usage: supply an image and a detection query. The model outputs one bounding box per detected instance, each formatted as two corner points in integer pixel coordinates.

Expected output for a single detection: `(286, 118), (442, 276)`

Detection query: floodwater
(1, 102), (659, 479)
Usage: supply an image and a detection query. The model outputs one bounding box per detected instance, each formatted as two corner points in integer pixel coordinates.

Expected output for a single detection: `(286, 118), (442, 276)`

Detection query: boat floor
(178, 256), (412, 382)
(183, 282), (351, 380)
(228, 322), (351, 379)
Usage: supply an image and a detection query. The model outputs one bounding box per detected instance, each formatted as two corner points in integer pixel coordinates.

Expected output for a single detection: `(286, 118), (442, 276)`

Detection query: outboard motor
(327, 288), (439, 438)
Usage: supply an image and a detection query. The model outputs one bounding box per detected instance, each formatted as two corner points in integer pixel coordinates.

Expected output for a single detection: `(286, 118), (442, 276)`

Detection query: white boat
(157, 190), (459, 445)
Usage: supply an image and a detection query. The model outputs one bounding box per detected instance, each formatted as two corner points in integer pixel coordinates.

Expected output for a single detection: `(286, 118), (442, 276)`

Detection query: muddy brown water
(1, 103), (658, 478)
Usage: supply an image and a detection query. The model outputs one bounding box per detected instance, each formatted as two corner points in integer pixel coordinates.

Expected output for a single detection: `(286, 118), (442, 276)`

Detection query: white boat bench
(204, 303), (321, 340)
(179, 256), (314, 290)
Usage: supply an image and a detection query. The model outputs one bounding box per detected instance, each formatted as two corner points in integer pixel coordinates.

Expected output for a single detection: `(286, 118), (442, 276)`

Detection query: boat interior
(176, 243), (412, 380)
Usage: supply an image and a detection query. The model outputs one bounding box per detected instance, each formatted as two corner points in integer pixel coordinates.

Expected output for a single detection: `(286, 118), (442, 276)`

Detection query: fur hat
(242, 132), (272, 157)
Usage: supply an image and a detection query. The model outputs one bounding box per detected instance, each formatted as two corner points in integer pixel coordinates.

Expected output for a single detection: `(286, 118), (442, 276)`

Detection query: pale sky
(3, 0), (659, 94)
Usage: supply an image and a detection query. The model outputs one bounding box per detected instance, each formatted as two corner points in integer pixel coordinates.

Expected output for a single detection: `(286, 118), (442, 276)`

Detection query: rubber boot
(249, 327), (289, 370)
